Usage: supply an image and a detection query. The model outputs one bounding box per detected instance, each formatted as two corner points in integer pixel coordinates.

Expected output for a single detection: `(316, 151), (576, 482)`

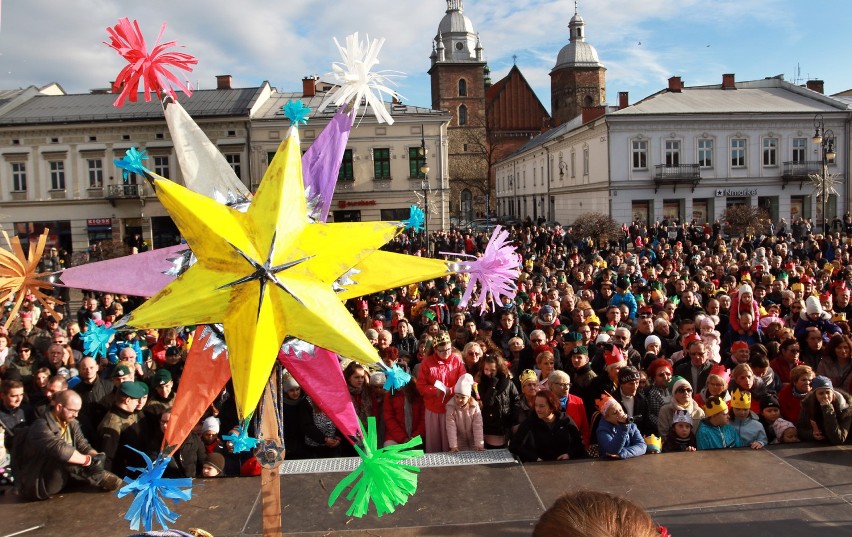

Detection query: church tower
(550, 4), (606, 126)
(429, 0), (488, 222)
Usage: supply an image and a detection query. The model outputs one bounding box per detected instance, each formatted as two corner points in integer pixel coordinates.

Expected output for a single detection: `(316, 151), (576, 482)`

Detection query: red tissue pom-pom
(105, 17), (198, 107)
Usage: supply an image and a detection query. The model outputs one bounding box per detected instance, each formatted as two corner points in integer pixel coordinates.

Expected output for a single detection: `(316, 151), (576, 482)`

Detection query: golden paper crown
(730, 389), (752, 410)
(703, 396), (728, 417)
(433, 331), (451, 347)
(519, 369), (538, 386)
(644, 434), (662, 453)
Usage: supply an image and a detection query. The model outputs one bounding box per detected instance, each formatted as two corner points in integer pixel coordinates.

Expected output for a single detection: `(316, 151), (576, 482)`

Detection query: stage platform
(1, 443), (851, 536)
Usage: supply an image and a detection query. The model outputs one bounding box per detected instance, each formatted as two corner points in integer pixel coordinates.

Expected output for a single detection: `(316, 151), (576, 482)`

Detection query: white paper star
(810, 172), (840, 199)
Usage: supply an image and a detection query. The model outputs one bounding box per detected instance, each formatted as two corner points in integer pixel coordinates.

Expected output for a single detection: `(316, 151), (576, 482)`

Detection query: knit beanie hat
(760, 392), (780, 411)
(454, 373), (474, 397)
(645, 335), (661, 349)
(669, 376), (692, 395)
(739, 284), (753, 296)
(805, 296), (823, 316)
(204, 452), (225, 474)
(772, 418), (796, 439)
(811, 376), (833, 391)
(202, 416), (220, 434)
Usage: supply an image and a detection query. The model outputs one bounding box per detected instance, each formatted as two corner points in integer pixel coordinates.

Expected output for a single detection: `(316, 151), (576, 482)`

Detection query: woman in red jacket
(778, 365), (815, 423)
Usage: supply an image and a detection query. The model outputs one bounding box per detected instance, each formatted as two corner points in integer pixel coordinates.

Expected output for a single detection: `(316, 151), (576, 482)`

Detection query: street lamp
(813, 114), (837, 233)
(419, 126), (430, 248)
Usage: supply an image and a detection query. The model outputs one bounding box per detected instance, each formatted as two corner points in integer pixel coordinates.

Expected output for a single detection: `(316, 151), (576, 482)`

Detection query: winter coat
(12, 411), (94, 500)
(445, 398), (484, 451)
(416, 353), (466, 414)
(795, 389), (852, 445)
(609, 291), (638, 320)
(696, 421), (742, 450)
(383, 390), (426, 445)
(778, 383), (808, 423)
(596, 420), (647, 460)
(510, 411), (585, 462)
(479, 373), (520, 438)
(614, 389), (654, 436)
(732, 412), (768, 447)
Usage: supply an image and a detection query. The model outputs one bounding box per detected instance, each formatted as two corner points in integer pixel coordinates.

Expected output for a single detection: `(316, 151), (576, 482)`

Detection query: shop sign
(339, 200), (377, 209)
(715, 188), (757, 197)
(87, 218), (112, 226)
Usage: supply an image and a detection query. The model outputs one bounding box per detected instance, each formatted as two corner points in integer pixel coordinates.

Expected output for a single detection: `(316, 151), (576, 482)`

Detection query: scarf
(349, 384), (373, 423)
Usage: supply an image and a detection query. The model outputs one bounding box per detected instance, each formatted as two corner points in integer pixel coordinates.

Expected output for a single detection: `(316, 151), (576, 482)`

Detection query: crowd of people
(2, 215), (852, 500)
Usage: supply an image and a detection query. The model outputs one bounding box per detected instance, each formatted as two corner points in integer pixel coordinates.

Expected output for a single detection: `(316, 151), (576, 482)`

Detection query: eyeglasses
(436, 346), (452, 353)
(553, 382), (570, 387)
(676, 387), (693, 393)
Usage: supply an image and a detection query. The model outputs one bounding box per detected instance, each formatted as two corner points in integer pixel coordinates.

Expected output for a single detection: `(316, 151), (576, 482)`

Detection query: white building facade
(0, 79), (450, 257)
(497, 76), (852, 227)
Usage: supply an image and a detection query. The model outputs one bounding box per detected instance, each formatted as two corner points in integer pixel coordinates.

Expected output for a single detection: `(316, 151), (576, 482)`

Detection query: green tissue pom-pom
(328, 416), (424, 517)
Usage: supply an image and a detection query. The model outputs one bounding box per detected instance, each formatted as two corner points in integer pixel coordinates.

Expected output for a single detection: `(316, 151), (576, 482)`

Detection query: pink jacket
(445, 398), (484, 451)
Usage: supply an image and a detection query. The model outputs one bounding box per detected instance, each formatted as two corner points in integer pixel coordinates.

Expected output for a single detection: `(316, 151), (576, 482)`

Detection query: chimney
(806, 79), (825, 94)
(216, 75), (232, 90)
(722, 73), (736, 89)
(668, 76), (683, 93)
(302, 76), (316, 98)
(618, 91), (629, 110)
(581, 105), (607, 124)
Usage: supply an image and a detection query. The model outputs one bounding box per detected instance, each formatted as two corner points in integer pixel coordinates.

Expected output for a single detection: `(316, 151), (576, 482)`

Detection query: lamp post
(813, 114), (837, 233)
(419, 126), (430, 250)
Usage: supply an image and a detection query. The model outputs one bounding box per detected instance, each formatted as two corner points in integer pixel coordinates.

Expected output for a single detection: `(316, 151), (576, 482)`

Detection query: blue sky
(1, 0), (850, 112)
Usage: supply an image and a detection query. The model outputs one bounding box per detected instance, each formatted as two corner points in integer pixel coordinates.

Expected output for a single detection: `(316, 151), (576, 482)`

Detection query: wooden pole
(260, 375), (283, 537)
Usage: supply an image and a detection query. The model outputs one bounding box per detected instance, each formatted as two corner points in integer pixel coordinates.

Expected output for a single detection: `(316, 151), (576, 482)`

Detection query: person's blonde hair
(533, 490), (661, 537)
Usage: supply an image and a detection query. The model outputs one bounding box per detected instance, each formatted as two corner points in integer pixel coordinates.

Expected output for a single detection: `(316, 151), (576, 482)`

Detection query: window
(665, 140), (680, 166)
(698, 139), (713, 168)
(373, 148), (391, 179)
(583, 148), (589, 176)
(792, 138), (806, 163)
(631, 140), (647, 170)
(339, 149), (354, 180)
(458, 79), (467, 97)
(458, 105), (468, 126)
(763, 138), (778, 166)
(267, 152), (276, 165)
(87, 159), (103, 188)
(731, 139), (746, 167)
(49, 161), (65, 190)
(409, 147), (425, 178)
(11, 163), (26, 191)
(570, 152), (576, 178)
(533, 167), (536, 186)
(154, 156), (170, 178)
(225, 154), (241, 179)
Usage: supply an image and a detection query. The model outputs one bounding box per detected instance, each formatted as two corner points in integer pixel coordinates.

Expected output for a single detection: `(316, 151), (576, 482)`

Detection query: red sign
(338, 200), (376, 209)
(87, 218), (112, 226)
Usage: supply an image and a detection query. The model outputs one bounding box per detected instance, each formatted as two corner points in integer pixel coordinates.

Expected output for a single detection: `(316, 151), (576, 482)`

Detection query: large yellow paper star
(126, 127), (401, 419)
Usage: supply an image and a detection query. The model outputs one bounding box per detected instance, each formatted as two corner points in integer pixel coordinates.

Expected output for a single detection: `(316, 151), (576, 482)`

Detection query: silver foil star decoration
(199, 324), (228, 360)
(413, 189), (440, 216)
(280, 338), (317, 360)
(810, 172), (840, 199)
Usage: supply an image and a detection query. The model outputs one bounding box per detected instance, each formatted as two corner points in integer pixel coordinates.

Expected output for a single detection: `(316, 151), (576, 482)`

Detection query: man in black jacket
(12, 390), (122, 500)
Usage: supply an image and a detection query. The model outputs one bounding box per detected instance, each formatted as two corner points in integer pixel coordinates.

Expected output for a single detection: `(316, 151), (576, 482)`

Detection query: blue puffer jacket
(609, 291), (638, 320)
(696, 420), (742, 450)
(596, 420), (646, 459)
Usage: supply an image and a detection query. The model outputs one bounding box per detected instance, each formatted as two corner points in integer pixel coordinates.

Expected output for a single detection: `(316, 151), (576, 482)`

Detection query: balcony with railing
(782, 160), (822, 189)
(653, 164), (701, 193)
(105, 183), (150, 206)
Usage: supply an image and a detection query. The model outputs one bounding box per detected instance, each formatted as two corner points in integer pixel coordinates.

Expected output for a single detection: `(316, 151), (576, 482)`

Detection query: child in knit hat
(445, 373), (484, 452)
(729, 389), (767, 449)
(793, 296), (842, 343)
(662, 409), (697, 452)
(730, 283), (760, 334)
(758, 392), (782, 442)
(772, 418), (800, 444)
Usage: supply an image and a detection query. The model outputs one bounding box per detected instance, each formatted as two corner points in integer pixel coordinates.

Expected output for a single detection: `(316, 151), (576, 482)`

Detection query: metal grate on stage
(278, 448), (517, 474)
